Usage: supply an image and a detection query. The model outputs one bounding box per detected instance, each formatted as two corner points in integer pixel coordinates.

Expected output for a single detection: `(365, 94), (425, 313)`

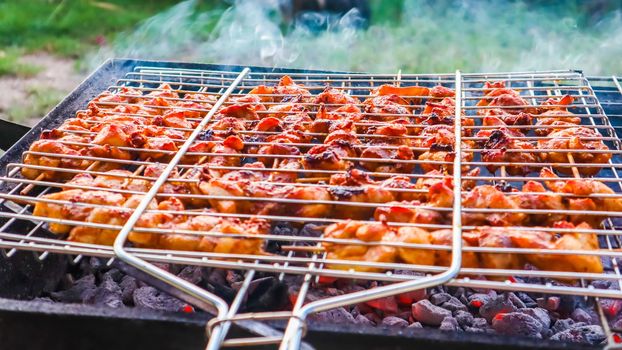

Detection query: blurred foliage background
(0, 0), (621, 124)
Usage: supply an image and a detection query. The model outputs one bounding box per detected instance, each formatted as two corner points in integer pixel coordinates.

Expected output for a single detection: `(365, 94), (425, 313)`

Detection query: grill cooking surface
(1, 62), (622, 348)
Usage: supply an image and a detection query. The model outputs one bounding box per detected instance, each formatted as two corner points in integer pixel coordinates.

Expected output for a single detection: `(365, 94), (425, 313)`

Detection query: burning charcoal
(430, 292), (452, 306)
(519, 307), (551, 330)
(352, 304), (372, 317)
(50, 274), (97, 303)
(80, 257), (104, 275)
(382, 316), (409, 328)
(468, 293), (492, 309)
(452, 287), (466, 299)
(441, 297), (468, 313)
(177, 266), (203, 285)
(455, 310), (474, 327)
(366, 296), (398, 314)
(340, 283), (365, 294)
(492, 312), (543, 338)
(309, 307), (356, 324)
(407, 321), (423, 329)
(552, 318), (579, 334)
(479, 296), (517, 323)
(537, 296), (560, 311)
(395, 310), (412, 321)
(133, 286), (185, 312)
(86, 273), (123, 308)
(299, 223), (324, 238)
(396, 290), (427, 305)
(507, 293), (526, 309)
(439, 316), (461, 331)
(119, 275), (138, 305)
(354, 314), (375, 326)
(465, 326), (485, 333)
(571, 308), (595, 324)
(558, 295), (581, 314)
(600, 299), (622, 319)
(472, 317), (488, 328)
(412, 300), (452, 326)
(550, 325), (605, 344)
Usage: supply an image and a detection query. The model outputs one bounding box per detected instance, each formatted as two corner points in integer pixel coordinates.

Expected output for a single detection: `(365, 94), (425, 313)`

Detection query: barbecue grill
(1, 59), (622, 350)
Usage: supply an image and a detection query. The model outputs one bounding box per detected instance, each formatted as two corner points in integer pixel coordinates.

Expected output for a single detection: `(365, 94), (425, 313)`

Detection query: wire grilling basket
(1, 61), (622, 349)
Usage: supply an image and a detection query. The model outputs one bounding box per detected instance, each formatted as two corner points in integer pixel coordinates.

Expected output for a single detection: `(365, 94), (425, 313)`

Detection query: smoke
(87, 0), (622, 74)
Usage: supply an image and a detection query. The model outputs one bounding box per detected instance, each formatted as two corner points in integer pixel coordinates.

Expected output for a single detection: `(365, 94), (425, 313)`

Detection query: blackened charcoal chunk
(382, 316), (409, 328)
(441, 297), (468, 313)
(103, 269), (123, 282)
(86, 274), (123, 308)
(299, 224), (324, 238)
(516, 292), (537, 308)
(207, 269), (227, 286)
(119, 275), (138, 305)
(550, 325), (605, 344)
(50, 274), (97, 303)
(133, 286), (185, 312)
(80, 257), (105, 275)
(439, 316), (461, 331)
(552, 318), (577, 334)
(412, 300), (451, 326)
(177, 266), (203, 285)
(571, 308), (594, 324)
(507, 293), (526, 309)
(519, 307), (551, 329)
(271, 221), (298, 236)
(244, 277), (289, 311)
(308, 307), (355, 324)
(430, 293), (452, 306)
(591, 280), (612, 290)
(480, 296), (517, 322)
(492, 313), (543, 338)
(32, 297), (54, 303)
(465, 326), (485, 333)
(537, 296), (560, 311)
(408, 321), (423, 329)
(472, 317), (488, 328)
(455, 310), (474, 327)
(354, 314), (375, 326)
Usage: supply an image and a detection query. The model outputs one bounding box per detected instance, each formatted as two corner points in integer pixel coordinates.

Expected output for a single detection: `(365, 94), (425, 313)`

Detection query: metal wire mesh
(1, 65), (622, 348)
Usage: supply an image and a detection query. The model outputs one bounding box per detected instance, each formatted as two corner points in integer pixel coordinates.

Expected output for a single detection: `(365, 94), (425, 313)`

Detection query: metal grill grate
(1, 63), (622, 349)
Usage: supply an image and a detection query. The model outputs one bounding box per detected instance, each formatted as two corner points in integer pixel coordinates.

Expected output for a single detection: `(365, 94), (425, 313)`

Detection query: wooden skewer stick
(567, 153), (581, 179)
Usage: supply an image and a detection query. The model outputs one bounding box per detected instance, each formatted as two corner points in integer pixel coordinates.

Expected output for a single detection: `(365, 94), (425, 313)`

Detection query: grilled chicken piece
(477, 81), (533, 114)
(510, 180), (565, 226)
(323, 221), (397, 272)
(315, 87), (360, 109)
(303, 129), (360, 172)
(371, 84), (430, 105)
(538, 127), (610, 176)
(22, 138), (92, 180)
(541, 167), (622, 226)
(509, 221), (603, 274)
(266, 102), (306, 119)
(249, 76), (311, 102)
(465, 227), (523, 271)
(328, 169), (394, 219)
(477, 125), (538, 176)
(416, 125), (473, 174)
(395, 226), (435, 266)
(482, 109), (532, 134)
(360, 123), (415, 174)
(362, 95), (411, 123)
(63, 169), (151, 194)
(33, 190), (126, 235)
(462, 185), (526, 226)
(207, 117), (246, 138)
(374, 200), (445, 225)
(417, 97), (475, 135)
(429, 229), (480, 269)
(379, 175), (419, 202)
(257, 142), (301, 183)
(310, 104), (362, 133)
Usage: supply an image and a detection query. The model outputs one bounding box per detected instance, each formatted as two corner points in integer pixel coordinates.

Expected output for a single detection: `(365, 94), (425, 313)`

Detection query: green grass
(0, 0), (187, 58)
(6, 86), (66, 123)
(0, 48), (42, 77)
